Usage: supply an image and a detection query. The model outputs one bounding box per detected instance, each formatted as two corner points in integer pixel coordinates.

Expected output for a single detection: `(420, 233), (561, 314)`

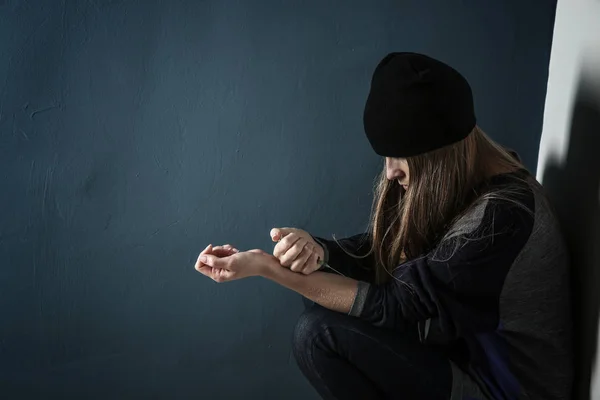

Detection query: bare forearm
(261, 264), (359, 314)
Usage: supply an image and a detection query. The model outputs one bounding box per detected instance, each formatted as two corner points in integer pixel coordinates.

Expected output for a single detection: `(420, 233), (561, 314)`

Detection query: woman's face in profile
(385, 157), (409, 190)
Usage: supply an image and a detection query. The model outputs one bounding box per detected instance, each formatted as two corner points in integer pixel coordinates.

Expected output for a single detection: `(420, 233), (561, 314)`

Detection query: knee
(292, 305), (336, 356)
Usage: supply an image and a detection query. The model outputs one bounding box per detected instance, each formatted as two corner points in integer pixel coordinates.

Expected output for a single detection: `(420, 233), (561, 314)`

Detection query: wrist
(259, 258), (281, 278)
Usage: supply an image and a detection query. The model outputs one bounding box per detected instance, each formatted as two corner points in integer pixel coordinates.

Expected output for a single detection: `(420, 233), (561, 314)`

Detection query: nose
(386, 166), (405, 181)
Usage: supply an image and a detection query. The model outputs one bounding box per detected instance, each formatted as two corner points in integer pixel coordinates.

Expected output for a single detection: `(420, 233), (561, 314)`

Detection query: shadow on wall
(542, 77), (600, 400)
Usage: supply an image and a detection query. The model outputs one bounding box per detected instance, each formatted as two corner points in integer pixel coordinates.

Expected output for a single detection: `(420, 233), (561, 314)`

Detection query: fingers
(194, 244), (238, 283)
(303, 251), (321, 275)
(212, 244), (238, 252)
(289, 243), (313, 272)
(195, 244), (238, 270)
(270, 227), (295, 242)
(211, 267), (236, 283)
(279, 238), (309, 267)
(222, 244), (239, 252)
(195, 244), (213, 271)
(199, 253), (228, 270)
(196, 265), (235, 283)
(212, 245), (239, 257)
(290, 244), (322, 275)
(271, 227), (322, 274)
(273, 232), (302, 259)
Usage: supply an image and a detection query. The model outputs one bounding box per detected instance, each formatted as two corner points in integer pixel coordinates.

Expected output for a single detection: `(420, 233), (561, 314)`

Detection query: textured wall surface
(0, 0), (556, 398)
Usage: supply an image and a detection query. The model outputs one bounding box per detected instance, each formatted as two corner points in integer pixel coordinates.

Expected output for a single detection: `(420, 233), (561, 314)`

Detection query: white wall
(537, 1), (600, 399)
(537, 0), (600, 175)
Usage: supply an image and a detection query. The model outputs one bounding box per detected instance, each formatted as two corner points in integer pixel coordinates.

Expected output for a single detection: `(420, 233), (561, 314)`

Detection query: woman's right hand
(270, 227), (325, 275)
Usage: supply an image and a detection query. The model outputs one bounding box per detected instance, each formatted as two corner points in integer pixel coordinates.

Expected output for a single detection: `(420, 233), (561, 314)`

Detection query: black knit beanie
(363, 52), (476, 158)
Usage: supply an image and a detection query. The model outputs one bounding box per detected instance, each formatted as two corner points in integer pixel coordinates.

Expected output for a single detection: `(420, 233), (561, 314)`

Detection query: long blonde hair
(334, 126), (528, 284)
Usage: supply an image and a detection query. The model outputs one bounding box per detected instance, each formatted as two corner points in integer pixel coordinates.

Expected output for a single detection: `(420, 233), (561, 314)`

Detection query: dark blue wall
(0, 1), (556, 398)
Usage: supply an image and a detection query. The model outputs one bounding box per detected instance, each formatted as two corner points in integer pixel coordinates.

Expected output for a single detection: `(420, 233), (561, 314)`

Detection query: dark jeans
(293, 302), (453, 400)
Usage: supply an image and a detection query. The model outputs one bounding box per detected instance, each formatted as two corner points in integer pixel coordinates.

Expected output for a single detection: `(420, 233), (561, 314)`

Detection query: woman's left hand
(195, 245), (279, 282)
